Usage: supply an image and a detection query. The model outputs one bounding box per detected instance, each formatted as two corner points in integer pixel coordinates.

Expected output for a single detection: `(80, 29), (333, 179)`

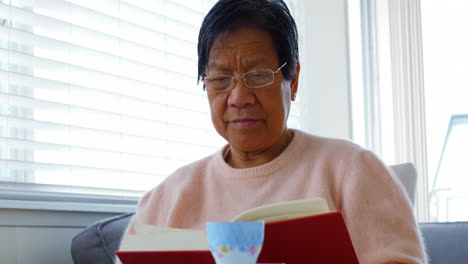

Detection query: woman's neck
(225, 129), (294, 168)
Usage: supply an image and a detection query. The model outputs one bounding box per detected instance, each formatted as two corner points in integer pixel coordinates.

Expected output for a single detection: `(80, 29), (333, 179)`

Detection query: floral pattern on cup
(211, 245), (262, 259)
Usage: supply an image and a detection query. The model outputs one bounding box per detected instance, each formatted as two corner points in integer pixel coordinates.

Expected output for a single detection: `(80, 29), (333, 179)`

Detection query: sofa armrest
(71, 213), (134, 264)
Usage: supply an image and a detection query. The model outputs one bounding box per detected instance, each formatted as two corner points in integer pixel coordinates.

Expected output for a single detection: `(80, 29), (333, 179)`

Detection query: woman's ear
(290, 61), (300, 101)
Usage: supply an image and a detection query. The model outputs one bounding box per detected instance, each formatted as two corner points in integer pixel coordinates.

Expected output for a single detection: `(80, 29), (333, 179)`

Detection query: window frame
(353, 0), (429, 221)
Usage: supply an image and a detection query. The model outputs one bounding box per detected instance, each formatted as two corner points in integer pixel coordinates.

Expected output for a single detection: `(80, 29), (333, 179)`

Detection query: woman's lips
(231, 119), (259, 127)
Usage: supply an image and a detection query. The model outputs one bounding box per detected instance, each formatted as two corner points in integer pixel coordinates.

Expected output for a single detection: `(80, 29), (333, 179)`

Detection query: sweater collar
(213, 129), (305, 180)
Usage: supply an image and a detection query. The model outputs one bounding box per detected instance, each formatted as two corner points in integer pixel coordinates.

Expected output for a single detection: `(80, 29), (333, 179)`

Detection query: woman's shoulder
(290, 129), (374, 175)
(294, 129), (363, 155)
(136, 152), (219, 214)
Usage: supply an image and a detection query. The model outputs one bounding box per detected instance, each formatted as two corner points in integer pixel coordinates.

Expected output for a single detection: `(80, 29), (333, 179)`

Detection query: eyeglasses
(202, 62), (287, 92)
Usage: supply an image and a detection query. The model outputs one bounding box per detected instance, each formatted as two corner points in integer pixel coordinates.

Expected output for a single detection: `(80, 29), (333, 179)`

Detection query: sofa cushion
(419, 221), (468, 264)
(389, 163), (417, 206)
(71, 212), (134, 264)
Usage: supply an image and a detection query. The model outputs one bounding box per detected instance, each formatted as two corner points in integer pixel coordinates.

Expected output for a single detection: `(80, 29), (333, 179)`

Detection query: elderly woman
(121, 0), (426, 263)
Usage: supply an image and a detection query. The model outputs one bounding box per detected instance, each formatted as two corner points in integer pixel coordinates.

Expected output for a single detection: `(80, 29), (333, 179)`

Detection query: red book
(116, 211), (359, 264)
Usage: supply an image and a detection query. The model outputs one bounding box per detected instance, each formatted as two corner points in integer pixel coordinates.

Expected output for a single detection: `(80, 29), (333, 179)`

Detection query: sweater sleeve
(340, 150), (427, 264)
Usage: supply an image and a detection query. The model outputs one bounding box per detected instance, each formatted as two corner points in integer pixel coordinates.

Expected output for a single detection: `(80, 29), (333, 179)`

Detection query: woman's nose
(226, 78), (256, 108)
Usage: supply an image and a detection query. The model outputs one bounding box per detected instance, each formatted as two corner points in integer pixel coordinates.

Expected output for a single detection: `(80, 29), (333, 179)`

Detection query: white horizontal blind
(0, 0), (225, 195)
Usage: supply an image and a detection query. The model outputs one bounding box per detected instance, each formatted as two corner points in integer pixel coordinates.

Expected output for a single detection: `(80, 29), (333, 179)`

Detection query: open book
(117, 198), (359, 264)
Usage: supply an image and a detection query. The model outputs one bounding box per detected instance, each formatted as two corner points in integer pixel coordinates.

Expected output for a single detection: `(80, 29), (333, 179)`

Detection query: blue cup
(206, 222), (264, 264)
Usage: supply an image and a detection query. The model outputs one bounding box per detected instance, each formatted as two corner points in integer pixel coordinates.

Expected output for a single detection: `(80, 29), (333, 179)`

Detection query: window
(0, 0), (222, 197)
(0, 0), (304, 200)
(348, 0), (468, 222)
(422, 0), (468, 222)
(431, 115), (468, 221)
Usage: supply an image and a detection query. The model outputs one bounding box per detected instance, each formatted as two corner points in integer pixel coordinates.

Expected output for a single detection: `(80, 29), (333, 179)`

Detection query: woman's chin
(228, 137), (268, 153)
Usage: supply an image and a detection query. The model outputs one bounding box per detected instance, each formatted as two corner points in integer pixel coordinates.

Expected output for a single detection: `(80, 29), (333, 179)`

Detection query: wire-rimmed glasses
(202, 62), (287, 92)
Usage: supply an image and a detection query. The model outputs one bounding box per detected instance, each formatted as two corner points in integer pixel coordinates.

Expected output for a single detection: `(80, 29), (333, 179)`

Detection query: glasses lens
(244, 70), (274, 88)
(204, 75), (232, 91)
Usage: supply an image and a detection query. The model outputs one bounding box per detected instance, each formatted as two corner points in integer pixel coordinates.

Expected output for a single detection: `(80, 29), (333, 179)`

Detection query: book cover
(116, 199), (359, 264)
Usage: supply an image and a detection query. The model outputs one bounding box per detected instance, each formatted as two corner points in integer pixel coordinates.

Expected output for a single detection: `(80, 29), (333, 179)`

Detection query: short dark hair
(197, 0), (299, 84)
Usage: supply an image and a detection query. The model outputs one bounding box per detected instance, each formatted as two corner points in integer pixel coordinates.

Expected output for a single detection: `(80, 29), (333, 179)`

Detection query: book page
(232, 198), (329, 222)
(133, 223), (195, 235)
(120, 198), (329, 252)
(120, 231), (209, 251)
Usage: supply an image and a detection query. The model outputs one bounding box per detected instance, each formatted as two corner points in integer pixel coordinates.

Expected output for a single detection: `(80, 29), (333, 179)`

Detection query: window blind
(0, 0), (302, 197)
(0, 0), (225, 195)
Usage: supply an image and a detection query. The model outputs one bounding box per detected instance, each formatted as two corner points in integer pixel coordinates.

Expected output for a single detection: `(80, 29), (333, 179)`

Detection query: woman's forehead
(207, 55), (274, 70)
(207, 27), (278, 69)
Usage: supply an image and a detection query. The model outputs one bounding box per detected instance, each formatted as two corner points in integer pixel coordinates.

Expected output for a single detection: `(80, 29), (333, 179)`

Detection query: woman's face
(205, 26), (299, 153)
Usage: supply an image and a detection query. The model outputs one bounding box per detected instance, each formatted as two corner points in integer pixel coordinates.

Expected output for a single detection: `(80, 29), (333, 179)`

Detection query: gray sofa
(70, 212), (468, 264)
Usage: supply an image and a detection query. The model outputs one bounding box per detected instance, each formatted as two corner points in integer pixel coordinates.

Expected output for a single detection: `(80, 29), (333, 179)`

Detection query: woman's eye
(250, 72), (269, 79)
(213, 76), (230, 82)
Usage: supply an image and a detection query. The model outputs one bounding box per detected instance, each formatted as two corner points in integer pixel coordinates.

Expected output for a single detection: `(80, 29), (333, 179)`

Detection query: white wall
(294, 0), (352, 139)
(0, 207), (123, 264)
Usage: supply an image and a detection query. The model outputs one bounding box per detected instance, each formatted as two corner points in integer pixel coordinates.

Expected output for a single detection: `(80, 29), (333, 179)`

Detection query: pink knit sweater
(122, 129), (426, 264)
